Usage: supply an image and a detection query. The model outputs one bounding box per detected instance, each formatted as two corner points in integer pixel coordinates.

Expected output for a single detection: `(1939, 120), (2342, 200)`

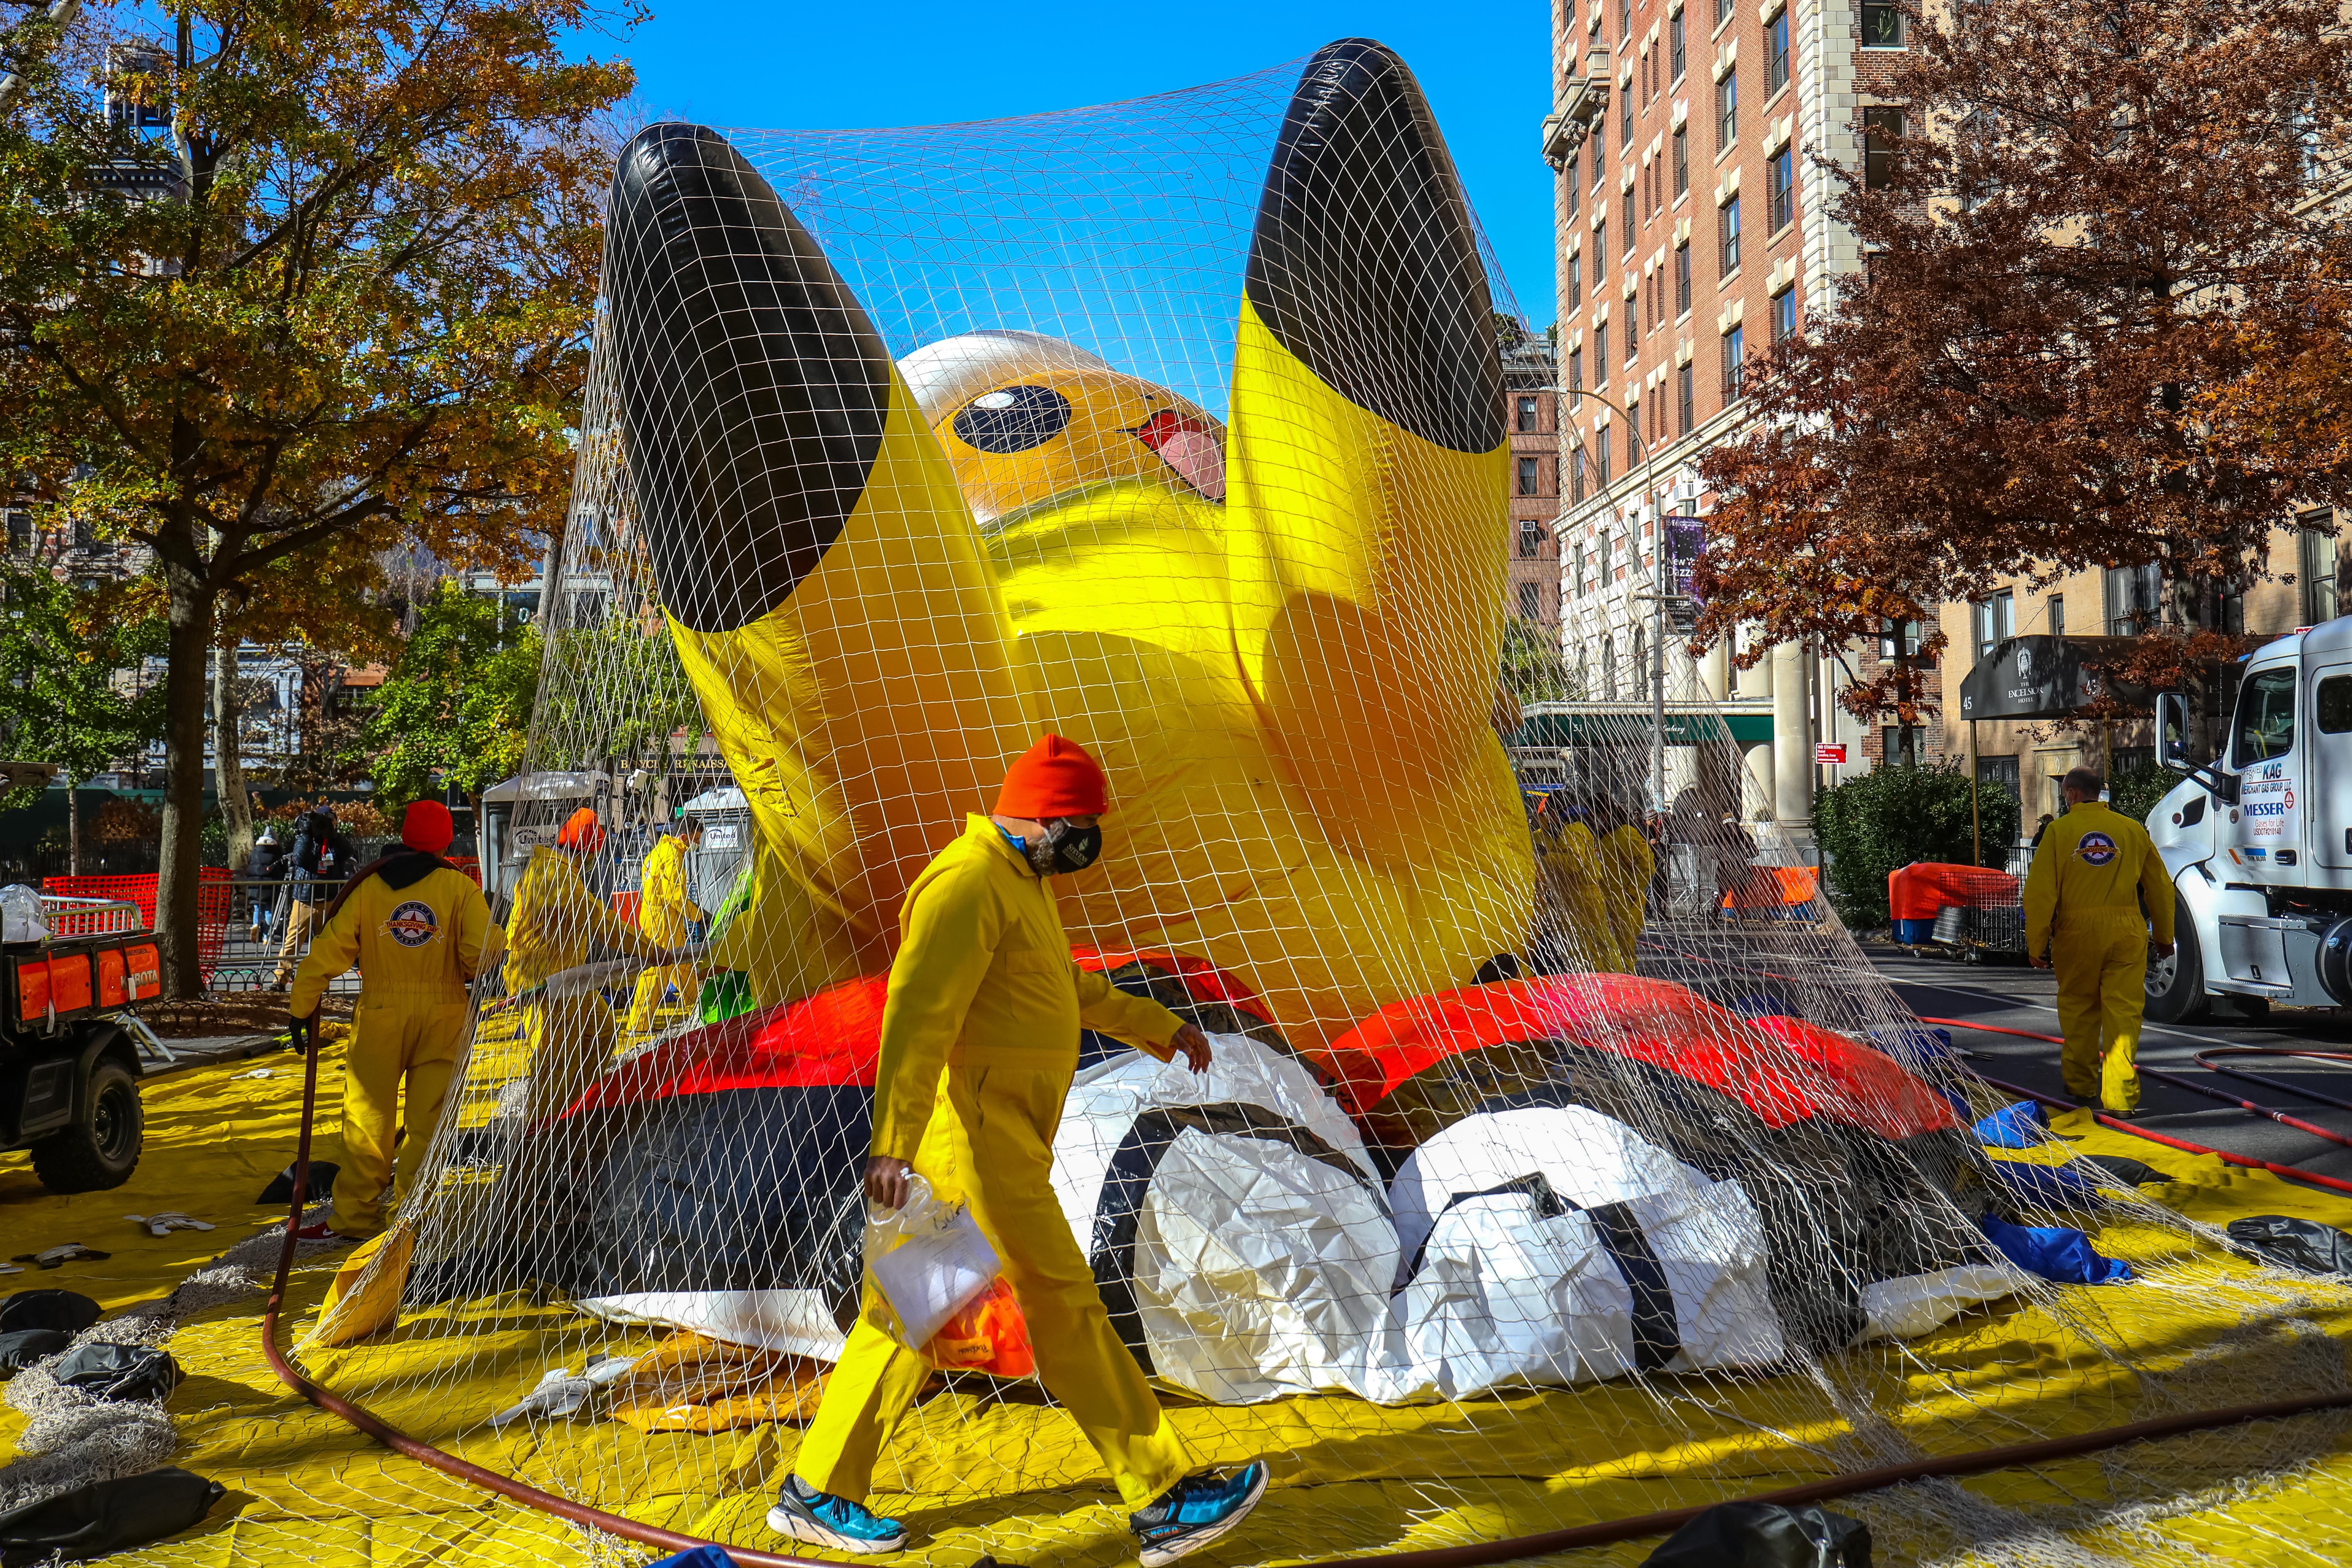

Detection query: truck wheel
(2145, 897), (2211, 1025)
(29, 1059), (143, 1194)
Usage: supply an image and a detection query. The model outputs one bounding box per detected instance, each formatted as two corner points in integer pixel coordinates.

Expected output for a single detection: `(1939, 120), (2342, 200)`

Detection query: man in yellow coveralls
(504, 806), (677, 1127)
(289, 800), (491, 1241)
(626, 814), (705, 1035)
(2025, 767), (2177, 1114)
(772, 735), (1268, 1565)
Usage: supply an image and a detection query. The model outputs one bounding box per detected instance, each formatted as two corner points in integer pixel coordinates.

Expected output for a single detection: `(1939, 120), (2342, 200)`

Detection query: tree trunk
(66, 767), (80, 877)
(154, 560), (216, 998)
(215, 639), (253, 869)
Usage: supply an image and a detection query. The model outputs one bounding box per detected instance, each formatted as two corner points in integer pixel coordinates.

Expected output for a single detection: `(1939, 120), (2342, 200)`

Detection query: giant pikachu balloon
(606, 40), (1533, 1052)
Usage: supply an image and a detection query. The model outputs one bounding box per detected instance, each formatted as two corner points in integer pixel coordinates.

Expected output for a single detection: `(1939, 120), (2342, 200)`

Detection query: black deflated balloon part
(952, 386), (1074, 454)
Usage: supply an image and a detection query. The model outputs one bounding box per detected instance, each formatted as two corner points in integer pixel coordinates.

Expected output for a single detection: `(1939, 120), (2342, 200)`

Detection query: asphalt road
(1869, 943), (2352, 1186)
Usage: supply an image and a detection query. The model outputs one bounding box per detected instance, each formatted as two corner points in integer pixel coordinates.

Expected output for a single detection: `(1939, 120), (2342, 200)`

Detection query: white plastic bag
(0, 885), (48, 944)
(864, 1173), (1000, 1350)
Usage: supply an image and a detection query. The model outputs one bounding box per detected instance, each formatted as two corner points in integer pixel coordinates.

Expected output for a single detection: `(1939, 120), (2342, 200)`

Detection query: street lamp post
(1561, 386), (1671, 813)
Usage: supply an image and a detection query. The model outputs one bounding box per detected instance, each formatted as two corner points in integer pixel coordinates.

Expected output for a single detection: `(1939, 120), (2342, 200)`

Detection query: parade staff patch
(382, 901), (440, 948)
(2077, 832), (2118, 866)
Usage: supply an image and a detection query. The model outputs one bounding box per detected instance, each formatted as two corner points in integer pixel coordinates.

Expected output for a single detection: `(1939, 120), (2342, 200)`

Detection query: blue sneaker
(766, 1475), (907, 1554)
(1130, 1461), (1269, 1567)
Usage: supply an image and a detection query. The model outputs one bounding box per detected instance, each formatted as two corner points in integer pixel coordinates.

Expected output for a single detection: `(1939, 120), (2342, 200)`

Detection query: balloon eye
(952, 385), (1072, 454)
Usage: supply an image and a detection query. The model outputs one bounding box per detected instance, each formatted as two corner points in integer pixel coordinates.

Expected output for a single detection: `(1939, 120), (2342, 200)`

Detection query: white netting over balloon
(274, 41), (2352, 1568)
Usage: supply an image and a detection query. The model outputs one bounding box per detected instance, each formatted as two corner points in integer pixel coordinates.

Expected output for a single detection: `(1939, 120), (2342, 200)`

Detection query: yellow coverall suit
(504, 847), (667, 1128)
(795, 814), (1193, 1510)
(1538, 821), (1625, 971)
(1597, 823), (1656, 973)
(290, 862), (491, 1237)
(626, 833), (704, 1034)
(2024, 802), (2175, 1114)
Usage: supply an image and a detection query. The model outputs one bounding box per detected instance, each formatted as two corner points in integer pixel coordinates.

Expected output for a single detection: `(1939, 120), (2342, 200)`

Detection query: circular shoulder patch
(382, 900), (441, 948)
(2077, 831), (2119, 866)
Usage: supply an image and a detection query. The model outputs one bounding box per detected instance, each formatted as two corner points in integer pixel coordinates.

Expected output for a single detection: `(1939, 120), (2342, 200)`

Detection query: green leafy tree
(1499, 615), (1578, 707)
(0, 567), (167, 867)
(365, 580), (540, 806)
(0, 0), (634, 993)
(1813, 760), (2020, 928)
(2109, 763), (2178, 828)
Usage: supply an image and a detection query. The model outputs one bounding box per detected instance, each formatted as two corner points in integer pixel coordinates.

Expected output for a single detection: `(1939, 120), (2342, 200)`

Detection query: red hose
(250, 1009), (2352, 1567)
(1914, 1016), (2352, 1197)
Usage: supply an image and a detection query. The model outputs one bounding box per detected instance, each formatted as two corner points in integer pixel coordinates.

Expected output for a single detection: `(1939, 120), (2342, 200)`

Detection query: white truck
(2146, 618), (2352, 1021)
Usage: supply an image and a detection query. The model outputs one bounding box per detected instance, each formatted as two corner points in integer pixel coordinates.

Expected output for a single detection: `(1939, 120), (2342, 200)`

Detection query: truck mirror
(2157, 691), (2192, 770)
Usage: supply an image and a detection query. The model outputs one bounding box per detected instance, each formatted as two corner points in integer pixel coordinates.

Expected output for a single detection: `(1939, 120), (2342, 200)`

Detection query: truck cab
(2146, 619), (2352, 1019)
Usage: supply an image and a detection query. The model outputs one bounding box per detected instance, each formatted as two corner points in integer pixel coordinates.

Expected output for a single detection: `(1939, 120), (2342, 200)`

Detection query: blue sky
(588, 0), (1559, 329)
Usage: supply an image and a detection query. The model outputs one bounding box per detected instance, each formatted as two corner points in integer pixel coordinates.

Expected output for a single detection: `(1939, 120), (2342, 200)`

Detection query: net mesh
(258, 41), (2352, 1567)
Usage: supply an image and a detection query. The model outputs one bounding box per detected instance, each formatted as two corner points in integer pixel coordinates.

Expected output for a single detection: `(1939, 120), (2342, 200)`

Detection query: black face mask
(1026, 818), (1104, 876)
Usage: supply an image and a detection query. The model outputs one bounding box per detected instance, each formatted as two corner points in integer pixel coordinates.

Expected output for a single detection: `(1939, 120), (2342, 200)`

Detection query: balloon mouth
(1130, 408), (1227, 502)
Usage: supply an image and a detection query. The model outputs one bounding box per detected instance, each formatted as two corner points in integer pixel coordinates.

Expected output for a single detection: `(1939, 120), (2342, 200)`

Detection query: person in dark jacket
(245, 831), (285, 944)
(272, 806), (356, 988)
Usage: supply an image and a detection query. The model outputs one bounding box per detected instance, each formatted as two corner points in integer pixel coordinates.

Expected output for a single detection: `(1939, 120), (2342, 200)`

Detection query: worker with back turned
(288, 800), (490, 1241)
(626, 814), (706, 1034)
(2024, 766), (2176, 1114)
(771, 733), (1268, 1565)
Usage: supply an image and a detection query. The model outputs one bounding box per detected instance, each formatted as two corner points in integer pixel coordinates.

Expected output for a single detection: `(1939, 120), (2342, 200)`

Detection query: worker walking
(289, 801), (491, 1241)
(2024, 767), (2177, 1115)
(1594, 802), (1655, 974)
(625, 815), (706, 1035)
(774, 734), (1267, 1565)
(504, 807), (675, 1127)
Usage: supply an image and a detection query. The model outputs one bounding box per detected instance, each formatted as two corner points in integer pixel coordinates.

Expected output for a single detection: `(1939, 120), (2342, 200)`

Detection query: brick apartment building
(1503, 333), (1564, 628)
(1541, 0), (1926, 835)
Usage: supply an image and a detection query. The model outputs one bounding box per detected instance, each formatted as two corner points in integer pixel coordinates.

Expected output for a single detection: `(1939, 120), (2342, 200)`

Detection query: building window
(1972, 590), (2016, 661)
(1621, 81), (1634, 148)
(2, 508), (29, 553)
(1519, 581), (1542, 620)
(1520, 521), (1543, 560)
(1768, 146), (1794, 232)
(1603, 634), (1617, 698)
(1627, 399), (1640, 453)
(1517, 395), (1540, 434)
(1517, 456), (1540, 496)
(1882, 725), (1924, 767)
(2302, 511), (2340, 626)
(1673, 126), (1689, 198)
(1718, 69), (1737, 150)
(1720, 194), (1741, 273)
(1568, 254), (1582, 308)
(1622, 195), (1636, 254)
(1627, 288), (1639, 342)
(1765, 9), (1790, 93)
(1567, 155), (1582, 217)
(1570, 448), (1588, 502)
(1978, 754), (2021, 814)
(1569, 347), (1584, 390)
(2048, 594), (2065, 637)
(1597, 426), (1613, 485)
(1675, 242), (1692, 314)
(1772, 285), (1797, 343)
(1717, 0), (1734, 27)
(1863, 107), (1903, 189)
(1861, 0), (1903, 47)
(1574, 543), (1588, 595)
(1595, 323), (1609, 378)
(1670, 9), (1686, 79)
(1721, 323), (1745, 398)
(1594, 216), (1609, 268)
(2104, 563), (2162, 635)
(1678, 361), (1695, 432)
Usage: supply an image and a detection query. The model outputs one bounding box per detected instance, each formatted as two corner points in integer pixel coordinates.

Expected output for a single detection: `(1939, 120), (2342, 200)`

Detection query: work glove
(123, 1213), (216, 1239)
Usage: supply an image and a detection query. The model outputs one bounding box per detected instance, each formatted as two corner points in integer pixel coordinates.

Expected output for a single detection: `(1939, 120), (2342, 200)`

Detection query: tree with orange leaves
(1693, 0), (2352, 729)
(0, 0), (635, 995)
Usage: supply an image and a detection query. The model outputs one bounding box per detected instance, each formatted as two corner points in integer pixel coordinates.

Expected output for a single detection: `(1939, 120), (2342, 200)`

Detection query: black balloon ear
(605, 123), (894, 635)
(1245, 39), (1504, 454)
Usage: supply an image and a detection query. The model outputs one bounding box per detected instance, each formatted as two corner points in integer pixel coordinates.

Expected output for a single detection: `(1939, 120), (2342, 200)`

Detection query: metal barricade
(209, 875), (357, 994)
(38, 895), (143, 938)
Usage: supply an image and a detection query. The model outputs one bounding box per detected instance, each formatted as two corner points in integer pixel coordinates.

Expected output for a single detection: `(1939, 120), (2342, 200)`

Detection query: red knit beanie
(402, 800), (455, 855)
(994, 734), (1108, 818)
(556, 805), (605, 851)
